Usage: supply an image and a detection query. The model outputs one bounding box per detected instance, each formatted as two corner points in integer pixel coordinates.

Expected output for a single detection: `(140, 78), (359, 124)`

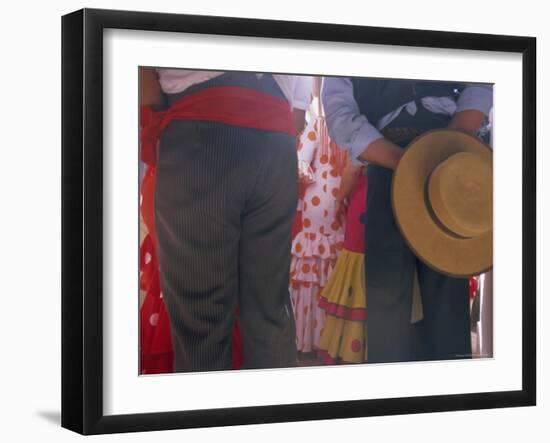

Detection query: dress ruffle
(290, 231), (343, 287)
(290, 232), (343, 352)
(290, 282), (325, 352)
(317, 248), (368, 364)
(318, 249), (365, 320)
(291, 256), (334, 287)
(318, 316), (367, 364)
(291, 231), (344, 260)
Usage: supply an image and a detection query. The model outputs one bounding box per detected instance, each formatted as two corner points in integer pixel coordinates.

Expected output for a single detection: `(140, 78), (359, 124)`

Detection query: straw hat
(392, 129), (493, 277)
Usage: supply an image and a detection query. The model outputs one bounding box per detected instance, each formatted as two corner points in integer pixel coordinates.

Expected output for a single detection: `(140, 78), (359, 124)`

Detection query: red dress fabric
(139, 166), (174, 374)
(342, 175), (367, 254)
(292, 183), (306, 239)
(469, 277), (478, 300)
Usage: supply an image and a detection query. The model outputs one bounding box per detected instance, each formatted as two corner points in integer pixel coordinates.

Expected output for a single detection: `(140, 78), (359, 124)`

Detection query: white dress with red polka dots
(290, 116), (345, 353)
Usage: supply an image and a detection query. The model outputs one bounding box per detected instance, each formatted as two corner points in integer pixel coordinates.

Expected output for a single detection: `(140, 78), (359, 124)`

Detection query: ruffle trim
(291, 231), (344, 260)
(319, 249), (365, 317)
(317, 349), (362, 366)
(317, 314), (367, 364)
(318, 297), (366, 321)
(290, 255), (335, 287)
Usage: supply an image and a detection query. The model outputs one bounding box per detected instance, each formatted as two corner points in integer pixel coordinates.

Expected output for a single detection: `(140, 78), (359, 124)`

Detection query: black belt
(381, 126), (429, 145)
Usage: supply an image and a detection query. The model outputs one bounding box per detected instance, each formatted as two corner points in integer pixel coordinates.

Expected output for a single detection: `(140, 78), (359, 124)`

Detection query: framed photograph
(61, 8), (536, 435)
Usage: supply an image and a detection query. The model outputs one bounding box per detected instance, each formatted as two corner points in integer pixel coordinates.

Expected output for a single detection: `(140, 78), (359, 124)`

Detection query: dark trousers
(364, 164), (471, 364)
(155, 120), (298, 372)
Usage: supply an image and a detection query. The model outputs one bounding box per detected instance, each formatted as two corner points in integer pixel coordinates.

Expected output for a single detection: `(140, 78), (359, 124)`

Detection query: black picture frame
(61, 8), (536, 435)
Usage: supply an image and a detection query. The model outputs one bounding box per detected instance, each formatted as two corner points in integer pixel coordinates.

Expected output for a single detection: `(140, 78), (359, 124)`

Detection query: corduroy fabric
(155, 120), (298, 372)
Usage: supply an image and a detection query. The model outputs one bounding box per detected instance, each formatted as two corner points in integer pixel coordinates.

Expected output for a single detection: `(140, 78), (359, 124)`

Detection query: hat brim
(391, 129), (493, 278)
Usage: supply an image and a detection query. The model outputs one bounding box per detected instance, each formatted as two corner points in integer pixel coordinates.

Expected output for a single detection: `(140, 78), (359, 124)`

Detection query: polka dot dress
(139, 166), (175, 374)
(290, 116), (345, 352)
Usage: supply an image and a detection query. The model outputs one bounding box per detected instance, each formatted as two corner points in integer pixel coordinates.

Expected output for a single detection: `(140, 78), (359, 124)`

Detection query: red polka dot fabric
(290, 116), (346, 352)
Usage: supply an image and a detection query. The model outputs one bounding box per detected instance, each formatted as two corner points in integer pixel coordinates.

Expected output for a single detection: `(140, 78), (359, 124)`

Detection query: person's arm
(357, 137), (404, 170)
(139, 68), (164, 109)
(448, 110), (485, 134)
(291, 76), (314, 136)
(338, 160), (362, 203)
(296, 119), (318, 185)
(292, 109), (306, 136)
(335, 159), (362, 224)
(322, 77), (403, 170)
(448, 84), (493, 134)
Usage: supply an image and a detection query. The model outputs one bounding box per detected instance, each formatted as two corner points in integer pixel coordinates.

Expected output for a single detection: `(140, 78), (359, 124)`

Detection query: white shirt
(322, 78), (493, 165)
(156, 69), (313, 111)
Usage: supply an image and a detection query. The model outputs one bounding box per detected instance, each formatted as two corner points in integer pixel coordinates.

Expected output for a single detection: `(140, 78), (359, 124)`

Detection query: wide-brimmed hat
(392, 129), (493, 278)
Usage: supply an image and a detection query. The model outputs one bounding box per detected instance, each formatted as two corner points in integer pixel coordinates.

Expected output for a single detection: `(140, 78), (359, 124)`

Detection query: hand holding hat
(392, 130), (493, 278)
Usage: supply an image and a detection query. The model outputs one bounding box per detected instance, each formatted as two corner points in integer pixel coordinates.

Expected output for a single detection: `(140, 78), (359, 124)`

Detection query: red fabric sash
(140, 86), (294, 165)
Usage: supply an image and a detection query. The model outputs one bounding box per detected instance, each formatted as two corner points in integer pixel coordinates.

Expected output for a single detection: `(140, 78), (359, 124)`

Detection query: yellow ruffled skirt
(318, 249), (367, 364)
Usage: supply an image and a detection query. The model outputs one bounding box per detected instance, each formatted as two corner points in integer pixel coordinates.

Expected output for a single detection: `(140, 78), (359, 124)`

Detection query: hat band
(423, 180), (472, 240)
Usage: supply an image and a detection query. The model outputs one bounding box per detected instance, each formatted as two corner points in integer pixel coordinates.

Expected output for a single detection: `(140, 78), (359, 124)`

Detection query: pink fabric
(343, 175), (367, 253)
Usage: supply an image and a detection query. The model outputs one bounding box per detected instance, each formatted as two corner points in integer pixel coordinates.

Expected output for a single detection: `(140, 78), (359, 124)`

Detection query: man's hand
(335, 198), (349, 226)
(139, 68), (164, 110)
(448, 110), (485, 135)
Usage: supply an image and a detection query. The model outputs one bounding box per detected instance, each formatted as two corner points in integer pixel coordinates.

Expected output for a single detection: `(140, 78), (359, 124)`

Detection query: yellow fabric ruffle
(319, 315), (367, 364)
(318, 249), (367, 364)
(320, 249), (365, 310)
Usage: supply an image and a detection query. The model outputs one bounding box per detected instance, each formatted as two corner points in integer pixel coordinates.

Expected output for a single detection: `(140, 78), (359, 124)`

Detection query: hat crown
(427, 152), (492, 238)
